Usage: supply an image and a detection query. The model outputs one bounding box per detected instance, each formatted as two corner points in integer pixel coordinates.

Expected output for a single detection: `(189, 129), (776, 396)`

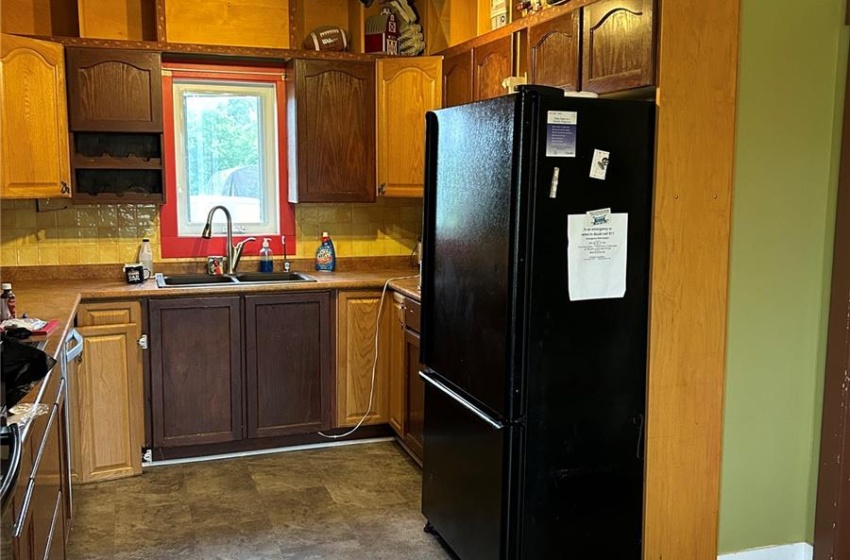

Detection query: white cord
(319, 275), (419, 439)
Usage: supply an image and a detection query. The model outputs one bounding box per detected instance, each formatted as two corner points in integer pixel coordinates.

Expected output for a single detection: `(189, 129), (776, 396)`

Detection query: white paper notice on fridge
(567, 210), (628, 301)
(545, 111), (577, 157)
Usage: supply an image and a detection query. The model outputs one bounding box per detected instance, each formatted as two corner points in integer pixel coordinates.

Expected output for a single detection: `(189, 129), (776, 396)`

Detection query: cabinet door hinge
(138, 334), (148, 350)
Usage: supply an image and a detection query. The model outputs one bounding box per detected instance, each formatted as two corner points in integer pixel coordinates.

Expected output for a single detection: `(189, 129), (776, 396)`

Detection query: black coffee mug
(123, 263), (151, 284)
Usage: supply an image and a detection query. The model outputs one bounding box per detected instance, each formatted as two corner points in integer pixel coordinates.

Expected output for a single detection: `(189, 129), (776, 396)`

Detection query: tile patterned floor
(67, 442), (456, 560)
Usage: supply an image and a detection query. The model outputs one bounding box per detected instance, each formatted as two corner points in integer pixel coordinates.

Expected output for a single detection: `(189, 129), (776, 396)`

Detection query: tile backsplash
(0, 198), (422, 267)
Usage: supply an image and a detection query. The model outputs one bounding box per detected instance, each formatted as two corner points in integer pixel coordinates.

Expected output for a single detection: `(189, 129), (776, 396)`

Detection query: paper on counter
(567, 210), (628, 301)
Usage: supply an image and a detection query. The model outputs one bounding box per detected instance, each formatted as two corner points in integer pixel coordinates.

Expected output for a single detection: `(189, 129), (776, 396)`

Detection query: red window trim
(160, 62), (296, 259)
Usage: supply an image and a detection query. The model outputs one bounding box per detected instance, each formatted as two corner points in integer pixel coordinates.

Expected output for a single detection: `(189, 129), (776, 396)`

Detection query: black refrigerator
(419, 86), (655, 560)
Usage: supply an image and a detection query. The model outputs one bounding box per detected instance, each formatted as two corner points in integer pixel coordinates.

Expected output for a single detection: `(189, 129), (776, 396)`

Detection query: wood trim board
(643, 0), (740, 558)
(813, 39), (850, 560)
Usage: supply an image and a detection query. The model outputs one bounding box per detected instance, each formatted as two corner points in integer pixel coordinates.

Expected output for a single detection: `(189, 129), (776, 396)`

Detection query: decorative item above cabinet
(65, 47), (165, 203)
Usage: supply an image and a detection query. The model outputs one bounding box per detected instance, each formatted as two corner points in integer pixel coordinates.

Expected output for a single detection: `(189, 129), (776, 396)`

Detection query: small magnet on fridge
(549, 167), (560, 198)
(589, 149), (610, 180)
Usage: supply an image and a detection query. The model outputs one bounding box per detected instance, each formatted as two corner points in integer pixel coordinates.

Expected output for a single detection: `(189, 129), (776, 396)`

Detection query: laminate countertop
(388, 276), (421, 302)
(9, 268), (420, 363)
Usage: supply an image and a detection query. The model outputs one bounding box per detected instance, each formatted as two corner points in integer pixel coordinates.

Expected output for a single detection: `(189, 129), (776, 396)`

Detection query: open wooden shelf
(73, 155), (162, 170)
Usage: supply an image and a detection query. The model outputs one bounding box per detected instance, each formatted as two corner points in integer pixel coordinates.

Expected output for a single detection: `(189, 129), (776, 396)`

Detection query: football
(303, 26), (349, 52)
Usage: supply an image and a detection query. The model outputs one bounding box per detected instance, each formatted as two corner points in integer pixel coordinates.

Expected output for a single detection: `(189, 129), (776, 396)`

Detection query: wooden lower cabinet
(149, 297), (242, 448)
(244, 293), (332, 438)
(336, 290), (390, 427)
(148, 292), (334, 454)
(386, 292), (425, 463)
(14, 394), (68, 560)
(404, 327), (425, 461)
(74, 301), (144, 482)
(387, 292), (406, 436)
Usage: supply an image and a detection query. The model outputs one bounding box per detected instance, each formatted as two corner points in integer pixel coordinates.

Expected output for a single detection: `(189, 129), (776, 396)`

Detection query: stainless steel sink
(233, 272), (315, 283)
(155, 272), (315, 288)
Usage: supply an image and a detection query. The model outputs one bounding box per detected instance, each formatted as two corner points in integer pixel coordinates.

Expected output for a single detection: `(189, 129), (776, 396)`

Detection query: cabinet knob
(60, 181), (70, 194)
(137, 334), (148, 350)
(378, 183), (386, 195)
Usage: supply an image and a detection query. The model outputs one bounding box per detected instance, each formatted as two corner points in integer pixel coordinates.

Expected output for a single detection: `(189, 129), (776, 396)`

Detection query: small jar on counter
(1, 283), (17, 320)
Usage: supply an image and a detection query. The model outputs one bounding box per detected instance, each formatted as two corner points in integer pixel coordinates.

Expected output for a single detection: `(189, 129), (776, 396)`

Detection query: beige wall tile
(37, 244), (60, 265)
(56, 208), (76, 227)
(98, 243), (120, 263)
(0, 197), (423, 267)
(15, 208), (37, 228)
(16, 246), (38, 265)
(58, 246), (82, 265)
(79, 244), (100, 264)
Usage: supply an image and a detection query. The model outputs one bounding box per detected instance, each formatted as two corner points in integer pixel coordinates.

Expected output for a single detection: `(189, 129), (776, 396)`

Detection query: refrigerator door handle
(419, 370), (504, 430)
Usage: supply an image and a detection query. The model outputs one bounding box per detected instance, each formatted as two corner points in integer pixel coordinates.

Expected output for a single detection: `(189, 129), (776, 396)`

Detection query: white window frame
(171, 80), (280, 237)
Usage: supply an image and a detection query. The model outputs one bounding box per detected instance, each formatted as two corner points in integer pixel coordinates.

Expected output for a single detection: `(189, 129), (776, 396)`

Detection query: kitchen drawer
(404, 299), (421, 334)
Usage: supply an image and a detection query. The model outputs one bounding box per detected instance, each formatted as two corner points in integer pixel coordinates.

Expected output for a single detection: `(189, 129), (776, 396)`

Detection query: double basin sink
(155, 271), (316, 288)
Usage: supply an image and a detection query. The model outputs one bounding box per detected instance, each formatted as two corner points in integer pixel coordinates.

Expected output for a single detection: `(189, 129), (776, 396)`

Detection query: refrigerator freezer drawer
(421, 371), (512, 560)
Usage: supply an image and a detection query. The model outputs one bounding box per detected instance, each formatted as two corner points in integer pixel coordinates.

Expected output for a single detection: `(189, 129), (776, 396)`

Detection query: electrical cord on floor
(319, 274), (419, 440)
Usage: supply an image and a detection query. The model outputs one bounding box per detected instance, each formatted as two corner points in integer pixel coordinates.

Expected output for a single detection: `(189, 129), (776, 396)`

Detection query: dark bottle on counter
(1, 283), (16, 321)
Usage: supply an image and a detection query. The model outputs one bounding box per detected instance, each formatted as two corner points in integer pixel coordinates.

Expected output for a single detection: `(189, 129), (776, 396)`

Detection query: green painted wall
(719, 0), (848, 553)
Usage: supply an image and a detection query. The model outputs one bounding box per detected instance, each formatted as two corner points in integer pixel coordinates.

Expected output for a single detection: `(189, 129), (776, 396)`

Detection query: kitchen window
(160, 63), (295, 258)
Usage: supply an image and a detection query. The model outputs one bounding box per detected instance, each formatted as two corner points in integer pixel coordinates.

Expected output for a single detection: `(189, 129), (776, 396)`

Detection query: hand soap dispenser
(259, 238), (273, 273)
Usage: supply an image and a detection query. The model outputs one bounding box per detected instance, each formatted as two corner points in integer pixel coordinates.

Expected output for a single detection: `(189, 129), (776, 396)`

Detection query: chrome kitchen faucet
(201, 205), (255, 275)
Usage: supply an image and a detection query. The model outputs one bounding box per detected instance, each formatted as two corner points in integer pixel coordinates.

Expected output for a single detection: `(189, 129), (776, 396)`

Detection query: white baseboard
(718, 543), (813, 560)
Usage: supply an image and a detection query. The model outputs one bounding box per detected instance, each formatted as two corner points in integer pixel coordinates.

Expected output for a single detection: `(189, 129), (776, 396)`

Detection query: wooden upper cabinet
(0, 34), (71, 199)
(377, 57), (442, 198)
(287, 59), (376, 203)
(474, 35), (513, 101)
(66, 47), (163, 132)
(442, 50), (473, 108)
(582, 0), (656, 94)
(528, 11), (580, 91)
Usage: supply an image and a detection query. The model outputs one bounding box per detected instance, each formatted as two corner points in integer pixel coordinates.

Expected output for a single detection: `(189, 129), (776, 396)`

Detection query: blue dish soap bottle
(259, 238), (274, 273)
(315, 231), (336, 272)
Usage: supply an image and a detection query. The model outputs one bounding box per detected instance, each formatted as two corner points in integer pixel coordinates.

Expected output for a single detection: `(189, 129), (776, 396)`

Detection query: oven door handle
(65, 328), (83, 362)
(0, 424), (23, 511)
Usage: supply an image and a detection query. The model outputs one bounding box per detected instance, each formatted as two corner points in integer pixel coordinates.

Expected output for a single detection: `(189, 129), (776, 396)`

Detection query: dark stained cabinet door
(66, 48), (163, 132)
(442, 50), (473, 108)
(404, 328), (424, 462)
(528, 11), (580, 92)
(149, 297), (243, 448)
(582, 0), (656, 94)
(473, 35), (513, 101)
(288, 59), (376, 203)
(244, 292), (332, 438)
